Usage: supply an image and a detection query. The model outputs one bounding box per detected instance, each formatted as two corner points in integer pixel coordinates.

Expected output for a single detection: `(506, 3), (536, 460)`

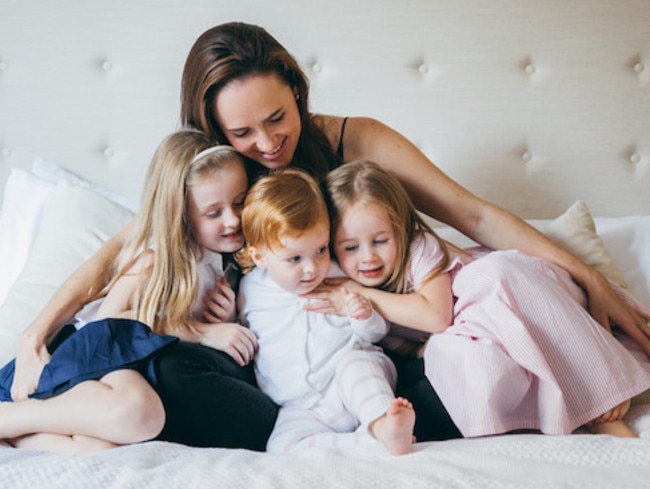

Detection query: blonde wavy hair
(100, 129), (246, 334)
(325, 160), (453, 294)
(237, 168), (329, 272)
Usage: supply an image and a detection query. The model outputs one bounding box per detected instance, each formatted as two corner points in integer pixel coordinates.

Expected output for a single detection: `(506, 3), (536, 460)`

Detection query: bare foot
(369, 397), (416, 455)
(588, 419), (638, 438)
(588, 399), (631, 425)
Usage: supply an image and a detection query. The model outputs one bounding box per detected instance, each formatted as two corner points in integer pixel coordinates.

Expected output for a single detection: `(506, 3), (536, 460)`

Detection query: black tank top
(334, 117), (349, 168)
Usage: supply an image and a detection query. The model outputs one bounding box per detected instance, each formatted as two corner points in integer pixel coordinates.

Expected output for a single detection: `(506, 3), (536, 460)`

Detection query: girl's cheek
(340, 258), (355, 276)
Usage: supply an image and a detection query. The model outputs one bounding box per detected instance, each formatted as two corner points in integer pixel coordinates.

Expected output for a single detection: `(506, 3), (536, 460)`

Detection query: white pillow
(596, 215), (650, 307)
(32, 157), (139, 213)
(0, 169), (56, 306)
(0, 160), (139, 309)
(544, 200), (629, 289)
(0, 180), (134, 366)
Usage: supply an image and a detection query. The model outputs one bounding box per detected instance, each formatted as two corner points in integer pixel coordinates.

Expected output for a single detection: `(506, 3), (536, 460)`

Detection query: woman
(11, 22), (650, 449)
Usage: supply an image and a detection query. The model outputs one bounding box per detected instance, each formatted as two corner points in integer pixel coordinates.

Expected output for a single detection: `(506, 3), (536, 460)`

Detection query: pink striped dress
(399, 233), (650, 437)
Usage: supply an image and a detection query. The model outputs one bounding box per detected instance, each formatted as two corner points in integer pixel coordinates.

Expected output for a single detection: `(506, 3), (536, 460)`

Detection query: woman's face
(214, 73), (302, 171)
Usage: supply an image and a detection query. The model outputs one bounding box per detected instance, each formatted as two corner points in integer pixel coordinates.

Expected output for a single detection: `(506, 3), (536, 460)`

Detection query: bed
(1, 0), (649, 487)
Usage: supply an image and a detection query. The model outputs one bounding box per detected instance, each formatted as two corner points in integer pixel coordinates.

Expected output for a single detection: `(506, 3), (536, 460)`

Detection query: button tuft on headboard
(103, 147), (115, 159)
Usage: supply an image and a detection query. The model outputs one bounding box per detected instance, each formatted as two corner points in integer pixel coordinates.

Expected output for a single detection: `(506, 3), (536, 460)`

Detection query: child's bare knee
(111, 385), (165, 442)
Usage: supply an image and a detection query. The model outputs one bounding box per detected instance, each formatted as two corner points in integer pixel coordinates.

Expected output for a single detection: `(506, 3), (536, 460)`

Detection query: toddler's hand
(301, 280), (347, 316)
(203, 277), (237, 323)
(343, 287), (372, 321)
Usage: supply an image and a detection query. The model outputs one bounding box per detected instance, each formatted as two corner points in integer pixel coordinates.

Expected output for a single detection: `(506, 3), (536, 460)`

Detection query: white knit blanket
(2, 403), (649, 489)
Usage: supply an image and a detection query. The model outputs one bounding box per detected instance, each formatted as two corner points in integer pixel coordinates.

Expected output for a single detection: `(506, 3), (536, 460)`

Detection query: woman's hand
(583, 269), (650, 356)
(196, 322), (258, 366)
(10, 333), (51, 401)
(202, 277), (237, 323)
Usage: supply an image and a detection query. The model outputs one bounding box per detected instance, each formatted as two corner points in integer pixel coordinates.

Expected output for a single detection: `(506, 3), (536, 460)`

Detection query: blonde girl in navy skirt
(0, 129), (271, 453)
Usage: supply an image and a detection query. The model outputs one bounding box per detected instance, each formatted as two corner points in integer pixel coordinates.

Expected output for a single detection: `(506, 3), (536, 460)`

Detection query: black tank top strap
(336, 117), (349, 162)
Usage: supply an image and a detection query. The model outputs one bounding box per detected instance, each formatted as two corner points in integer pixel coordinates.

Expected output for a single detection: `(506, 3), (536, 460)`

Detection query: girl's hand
(202, 277), (237, 323)
(301, 278), (361, 316)
(342, 287), (373, 321)
(197, 322), (258, 366)
(10, 334), (51, 401)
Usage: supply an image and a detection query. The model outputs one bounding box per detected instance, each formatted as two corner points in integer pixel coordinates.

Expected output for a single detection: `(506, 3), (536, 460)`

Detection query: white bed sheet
(1, 409), (650, 489)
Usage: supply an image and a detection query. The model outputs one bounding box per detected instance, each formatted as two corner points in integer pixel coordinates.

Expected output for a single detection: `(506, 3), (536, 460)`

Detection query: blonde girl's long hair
(236, 168), (329, 272)
(325, 160), (452, 294)
(102, 129), (246, 334)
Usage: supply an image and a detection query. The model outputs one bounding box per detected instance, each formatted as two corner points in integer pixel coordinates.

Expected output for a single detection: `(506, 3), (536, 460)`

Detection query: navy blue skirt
(0, 318), (178, 402)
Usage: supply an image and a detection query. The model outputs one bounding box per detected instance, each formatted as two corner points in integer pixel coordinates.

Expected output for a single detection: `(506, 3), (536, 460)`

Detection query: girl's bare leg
(0, 370), (164, 445)
(588, 420), (637, 438)
(8, 433), (119, 454)
(369, 397), (416, 455)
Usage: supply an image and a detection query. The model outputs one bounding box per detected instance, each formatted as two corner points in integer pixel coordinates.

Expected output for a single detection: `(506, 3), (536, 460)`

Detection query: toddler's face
(333, 201), (398, 288)
(252, 220), (331, 295)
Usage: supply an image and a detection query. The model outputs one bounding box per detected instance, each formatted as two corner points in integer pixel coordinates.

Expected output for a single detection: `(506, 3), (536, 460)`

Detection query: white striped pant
(266, 349), (397, 453)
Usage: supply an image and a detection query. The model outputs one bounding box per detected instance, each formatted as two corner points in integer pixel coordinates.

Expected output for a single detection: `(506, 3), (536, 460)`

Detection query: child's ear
(248, 246), (265, 268)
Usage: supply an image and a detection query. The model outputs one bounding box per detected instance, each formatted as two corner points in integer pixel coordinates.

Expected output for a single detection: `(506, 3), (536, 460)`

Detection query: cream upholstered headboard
(1, 0), (648, 219)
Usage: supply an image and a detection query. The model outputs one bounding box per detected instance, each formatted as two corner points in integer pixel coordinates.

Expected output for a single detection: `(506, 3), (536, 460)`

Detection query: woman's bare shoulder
(313, 113), (343, 145)
(314, 114), (388, 155)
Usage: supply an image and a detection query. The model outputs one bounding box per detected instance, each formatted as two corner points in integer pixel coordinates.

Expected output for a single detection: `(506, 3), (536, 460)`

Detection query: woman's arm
(10, 220), (133, 401)
(321, 115), (650, 354)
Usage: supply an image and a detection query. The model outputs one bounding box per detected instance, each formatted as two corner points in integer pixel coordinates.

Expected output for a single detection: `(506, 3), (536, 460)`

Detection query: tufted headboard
(1, 0), (648, 219)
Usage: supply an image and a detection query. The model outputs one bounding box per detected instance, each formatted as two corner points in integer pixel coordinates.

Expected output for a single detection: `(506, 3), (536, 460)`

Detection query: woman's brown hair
(181, 22), (339, 180)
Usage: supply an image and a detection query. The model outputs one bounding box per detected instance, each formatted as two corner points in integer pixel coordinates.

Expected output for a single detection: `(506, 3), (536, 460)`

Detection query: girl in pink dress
(307, 160), (650, 438)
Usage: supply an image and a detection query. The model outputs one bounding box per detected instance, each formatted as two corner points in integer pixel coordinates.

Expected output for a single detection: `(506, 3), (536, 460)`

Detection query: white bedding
(0, 167), (649, 488)
(2, 412), (650, 488)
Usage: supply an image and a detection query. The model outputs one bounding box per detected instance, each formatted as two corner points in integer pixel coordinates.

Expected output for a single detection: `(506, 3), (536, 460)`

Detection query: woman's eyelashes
(230, 112), (285, 139)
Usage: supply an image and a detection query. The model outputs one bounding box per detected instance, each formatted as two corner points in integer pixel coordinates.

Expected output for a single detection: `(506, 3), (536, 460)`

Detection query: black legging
(153, 342), (278, 451)
(388, 350), (462, 441)
(153, 342), (461, 450)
